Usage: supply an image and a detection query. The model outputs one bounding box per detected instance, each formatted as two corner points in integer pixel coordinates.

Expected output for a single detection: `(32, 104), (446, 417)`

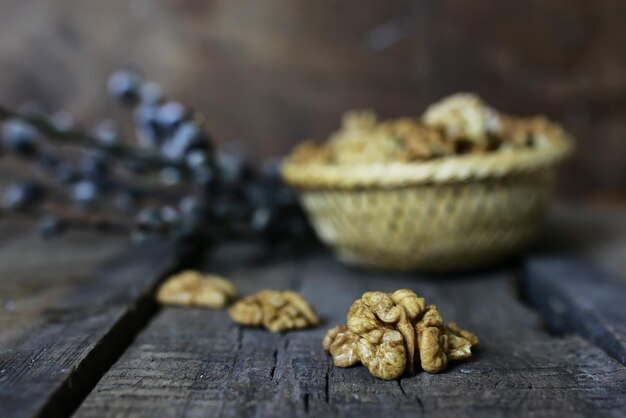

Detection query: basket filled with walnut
(282, 94), (573, 272)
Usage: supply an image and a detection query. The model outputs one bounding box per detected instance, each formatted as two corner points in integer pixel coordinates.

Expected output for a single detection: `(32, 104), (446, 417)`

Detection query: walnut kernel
(327, 289), (479, 380)
(156, 270), (236, 309)
(323, 325), (360, 368)
(346, 289), (427, 379)
(422, 93), (502, 144)
(228, 290), (319, 333)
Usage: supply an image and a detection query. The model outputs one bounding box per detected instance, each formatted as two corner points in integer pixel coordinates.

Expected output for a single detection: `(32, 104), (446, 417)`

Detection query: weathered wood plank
(522, 257), (626, 365)
(0, 225), (191, 418)
(535, 205), (626, 281)
(0, 226), (129, 348)
(76, 247), (626, 418)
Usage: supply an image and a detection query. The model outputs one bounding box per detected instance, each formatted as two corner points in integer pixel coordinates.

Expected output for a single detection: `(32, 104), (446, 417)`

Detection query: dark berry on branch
(261, 158), (282, 183)
(174, 121), (203, 143)
(251, 206), (273, 233)
(217, 152), (252, 188)
(135, 207), (163, 232)
(70, 180), (100, 205)
(140, 82), (163, 105)
(94, 120), (119, 149)
(107, 70), (142, 104)
(134, 104), (159, 128)
(38, 214), (65, 239)
(135, 126), (159, 150)
(124, 157), (151, 174)
(37, 152), (60, 171)
(179, 195), (203, 216)
(160, 206), (180, 225)
(244, 183), (272, 208)
(155, 101), (187, 130)
(159, 167), (182, 185)
(56, 163), (80, 185)
(185, 149), (208, 169)
(81, 151), (110, 180)
(191, 166), (215, 188)
(134, 105), (161, 148)
(50, 111), (74, 132)
(114, 190), (137, 211)
(178, 197), (204, 237)
(161, 122), (203, 161)
(2, 181), (44, 211)
(1, 119), (39, 157)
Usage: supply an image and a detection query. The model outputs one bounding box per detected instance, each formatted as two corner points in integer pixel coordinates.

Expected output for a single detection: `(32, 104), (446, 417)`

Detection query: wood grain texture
(522, 257), (626, 365)
(523, 205), (626, 365)
(0, 225), (188, 418)
(75, 246), (626, 418)
(535, 205), (626, 282)
(0, 1), (625, 201)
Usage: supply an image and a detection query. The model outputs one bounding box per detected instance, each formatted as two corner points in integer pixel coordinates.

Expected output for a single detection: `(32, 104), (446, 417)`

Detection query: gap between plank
(34, 243), (203, 418)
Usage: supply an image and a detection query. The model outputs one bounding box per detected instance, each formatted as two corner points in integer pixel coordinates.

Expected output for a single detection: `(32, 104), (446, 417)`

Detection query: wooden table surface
(0, 206), (625, 418)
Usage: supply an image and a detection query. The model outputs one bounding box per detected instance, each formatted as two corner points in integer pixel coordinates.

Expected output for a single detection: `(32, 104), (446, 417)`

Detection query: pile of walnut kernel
(290, 93), (570, 165)
(323, 289), (478, 380)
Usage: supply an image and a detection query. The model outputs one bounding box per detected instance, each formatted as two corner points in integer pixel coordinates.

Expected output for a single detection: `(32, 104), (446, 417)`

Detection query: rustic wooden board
(75, 246), (626, 418)
(524, 205), (626, 365)
(535, 205), (626, 281)
(523, 257), (626, 365)
(0, 225), (189, 418)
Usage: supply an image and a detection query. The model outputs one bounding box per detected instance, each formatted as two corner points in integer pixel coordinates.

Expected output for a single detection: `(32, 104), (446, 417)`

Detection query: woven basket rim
(281, 139), (573, 188)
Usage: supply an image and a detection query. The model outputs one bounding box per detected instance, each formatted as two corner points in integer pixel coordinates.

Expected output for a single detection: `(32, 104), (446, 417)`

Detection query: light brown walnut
(322, 325), (360, 368)
(415, 305), (448, 373)
(422, 93), (502, 144)
(329, 289), (479, 380)
(228, 290), (319, 333)
(445, 322), (479, 360)
(156, 270), (236, 309)
(346, 289), (427, 380)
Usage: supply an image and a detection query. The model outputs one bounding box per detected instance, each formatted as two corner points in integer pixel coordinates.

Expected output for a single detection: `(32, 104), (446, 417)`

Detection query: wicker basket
(282, 141), (572, 272)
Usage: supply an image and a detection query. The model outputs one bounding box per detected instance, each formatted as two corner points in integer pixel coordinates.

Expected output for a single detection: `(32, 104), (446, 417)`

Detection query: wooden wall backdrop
(0, 0), (625, 202)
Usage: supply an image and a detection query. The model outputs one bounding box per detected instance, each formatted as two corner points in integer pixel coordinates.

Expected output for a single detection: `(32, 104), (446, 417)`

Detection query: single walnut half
(328, 289), (478, 380)
(156, 270), (236, 309)
(229, 290), (319, 333)
(323, 325), (360, 368)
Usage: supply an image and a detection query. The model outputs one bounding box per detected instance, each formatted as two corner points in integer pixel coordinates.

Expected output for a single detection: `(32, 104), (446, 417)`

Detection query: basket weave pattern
(283, 143), (571, 272)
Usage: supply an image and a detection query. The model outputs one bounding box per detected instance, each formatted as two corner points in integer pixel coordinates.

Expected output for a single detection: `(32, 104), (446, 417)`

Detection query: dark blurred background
(0, 0), (624, 203)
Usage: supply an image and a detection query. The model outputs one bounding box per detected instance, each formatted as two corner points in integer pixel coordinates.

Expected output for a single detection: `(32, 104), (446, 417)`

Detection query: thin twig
(0, 103), (186, 171)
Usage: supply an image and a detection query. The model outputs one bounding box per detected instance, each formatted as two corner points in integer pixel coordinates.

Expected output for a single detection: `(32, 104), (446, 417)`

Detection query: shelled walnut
(156, 270), (236, 309)
(228, 290), (319, 333)
(324, 289), (478, 380)
(422, 93), (502, 144)
(288, 93), (571, 165)
(323, 325), (360, 367)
